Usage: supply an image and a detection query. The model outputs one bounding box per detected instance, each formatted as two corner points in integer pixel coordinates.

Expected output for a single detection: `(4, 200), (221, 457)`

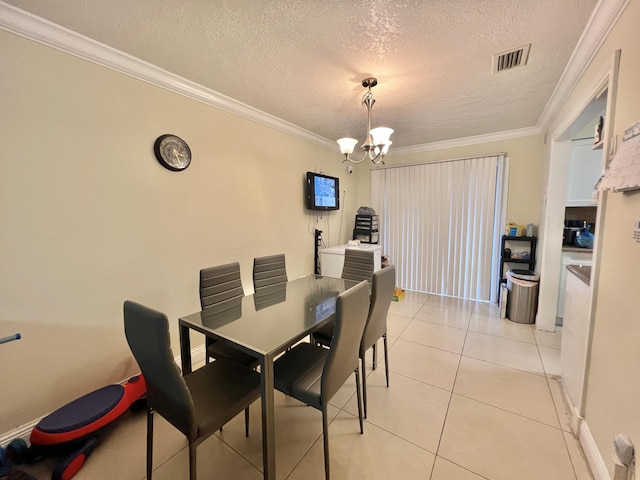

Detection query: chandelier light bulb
(370, 127), (394, 146)
(337, 138), (358, 155)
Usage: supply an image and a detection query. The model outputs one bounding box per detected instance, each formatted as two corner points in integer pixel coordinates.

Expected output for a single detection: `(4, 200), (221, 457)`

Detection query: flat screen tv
(306, 172), (339, 211)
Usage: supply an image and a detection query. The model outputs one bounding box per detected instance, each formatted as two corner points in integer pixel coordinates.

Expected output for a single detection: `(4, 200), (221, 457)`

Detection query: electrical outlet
(633, 221), (640, 243)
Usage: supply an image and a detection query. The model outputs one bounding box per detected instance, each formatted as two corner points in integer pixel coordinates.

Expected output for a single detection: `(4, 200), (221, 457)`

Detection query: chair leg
(355, 365), (364, 433)
(322, 408), (330, 480)
(361, 356), (368, 419)
(372, 342), (377, 371)
(383, 333), (390, 388)
(146, 408), (154, 480)
(189, 442), (197, 480)
(245, 407), (250, 437)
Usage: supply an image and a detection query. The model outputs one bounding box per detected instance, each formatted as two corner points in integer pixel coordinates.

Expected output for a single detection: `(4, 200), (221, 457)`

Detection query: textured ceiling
(5, 0), (598, 149)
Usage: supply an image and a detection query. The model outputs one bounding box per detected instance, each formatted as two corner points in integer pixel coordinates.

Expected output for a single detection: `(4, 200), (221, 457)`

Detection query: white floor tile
(534, 328), (563, 349)
(468, 313), (536, 344)
(386, 312), (413, 338)
(539, 345), (562, 378)
(388, 299), (424, 318)
(454, 356), (559, 427)
(288, 410), (435, 480)
(414, 304), (471, 329)
(343, 369), (451, 452)
(463, 330), (545, 375)
(548, 377), (573, 432)
(431, 456), (486, 479)
(400, 319), (467, 354)
(388, 338), (460, 391)
(439, 395), (577, 480)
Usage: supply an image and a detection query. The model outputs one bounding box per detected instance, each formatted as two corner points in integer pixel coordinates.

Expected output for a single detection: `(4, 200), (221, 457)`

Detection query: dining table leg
(261, 354), (276, 479)
(179, 323), (192, 375)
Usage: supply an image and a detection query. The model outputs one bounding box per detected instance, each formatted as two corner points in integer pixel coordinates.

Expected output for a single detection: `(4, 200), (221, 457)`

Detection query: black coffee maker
(563, 220), (586, 246)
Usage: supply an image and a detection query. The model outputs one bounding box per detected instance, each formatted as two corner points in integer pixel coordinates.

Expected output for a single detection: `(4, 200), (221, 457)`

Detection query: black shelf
(499, 235), (536, 291)
(353, 215), (379, 244)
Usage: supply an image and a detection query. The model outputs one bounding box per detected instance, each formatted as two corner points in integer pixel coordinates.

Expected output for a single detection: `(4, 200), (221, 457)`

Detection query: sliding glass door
(371, 154), (506, 301)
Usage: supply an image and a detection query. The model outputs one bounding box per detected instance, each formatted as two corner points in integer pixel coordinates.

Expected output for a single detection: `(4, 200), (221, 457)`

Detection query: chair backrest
(361, 265), (396, 354)
(321, 280), (370, 402)
(253, 254), (288, 290)
(123, 301), (197, 441)
(199, 262), (244, 309)
(341, 249), (375, 283)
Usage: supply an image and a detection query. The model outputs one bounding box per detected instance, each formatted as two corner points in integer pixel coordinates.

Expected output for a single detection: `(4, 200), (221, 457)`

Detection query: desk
(179, 275), (358, 479)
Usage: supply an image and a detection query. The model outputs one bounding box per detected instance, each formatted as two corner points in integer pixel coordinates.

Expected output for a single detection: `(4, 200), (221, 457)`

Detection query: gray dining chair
(340, 249), (375, 283)
(359, 265), (395, 418)
(123, 301), (260, 480)
(200, 262), (259, 369)
(311, 249), (375, 345)
(273, 280), (370, 480)
(253, 254), (288, 291)
(312, 266), (396, 418)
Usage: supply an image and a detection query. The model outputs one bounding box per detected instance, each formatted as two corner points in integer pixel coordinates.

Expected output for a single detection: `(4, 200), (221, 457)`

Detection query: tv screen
(306, 172), (339, 211)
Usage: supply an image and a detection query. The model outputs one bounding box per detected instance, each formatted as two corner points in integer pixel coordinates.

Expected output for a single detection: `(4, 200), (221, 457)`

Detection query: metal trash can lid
(508, 269), (540, 281)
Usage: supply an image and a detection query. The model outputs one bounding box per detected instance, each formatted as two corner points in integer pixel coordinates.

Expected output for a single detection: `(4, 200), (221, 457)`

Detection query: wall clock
(153, 134), (191, 171)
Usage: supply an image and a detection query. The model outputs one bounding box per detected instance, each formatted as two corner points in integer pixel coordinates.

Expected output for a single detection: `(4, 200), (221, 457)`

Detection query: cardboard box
(392, 288), (406, 301)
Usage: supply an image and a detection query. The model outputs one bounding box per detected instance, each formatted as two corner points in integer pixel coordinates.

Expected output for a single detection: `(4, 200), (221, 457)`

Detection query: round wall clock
(153, 134), (192, 171)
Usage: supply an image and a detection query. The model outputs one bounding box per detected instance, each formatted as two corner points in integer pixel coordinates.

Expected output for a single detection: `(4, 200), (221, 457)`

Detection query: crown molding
(0, 2), (335, 151)
(537, 0), (630, 132)
(391, 126), (542, 156)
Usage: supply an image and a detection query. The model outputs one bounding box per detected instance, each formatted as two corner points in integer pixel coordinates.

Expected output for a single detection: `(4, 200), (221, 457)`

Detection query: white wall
(543, 1), (640, 476)
(0, 30), (353, 433)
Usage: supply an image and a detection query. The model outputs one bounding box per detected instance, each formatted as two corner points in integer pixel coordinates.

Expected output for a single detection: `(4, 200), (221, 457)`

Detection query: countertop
(562, 246), (593, 253)
(566, 264), (591, 286)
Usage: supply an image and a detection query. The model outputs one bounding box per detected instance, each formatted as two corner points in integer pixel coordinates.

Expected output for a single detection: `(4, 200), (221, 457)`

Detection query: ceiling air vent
(493, 44), (531, 73)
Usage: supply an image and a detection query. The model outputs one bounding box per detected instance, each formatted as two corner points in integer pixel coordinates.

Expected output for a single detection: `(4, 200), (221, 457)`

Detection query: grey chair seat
(186, 358), (261, 438)
(274, 343), (329, 409)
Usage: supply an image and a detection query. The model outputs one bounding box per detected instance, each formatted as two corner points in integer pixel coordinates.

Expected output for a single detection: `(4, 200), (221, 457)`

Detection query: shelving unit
(352, 215), (379, 244)
(499, 235), (536, 290)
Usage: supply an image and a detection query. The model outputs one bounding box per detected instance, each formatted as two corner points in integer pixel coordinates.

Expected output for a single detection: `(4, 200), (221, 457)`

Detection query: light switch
(634, 221), (640, 243)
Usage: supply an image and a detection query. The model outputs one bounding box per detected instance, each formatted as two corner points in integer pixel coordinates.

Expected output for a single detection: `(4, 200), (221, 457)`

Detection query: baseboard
(559, 380), (609, 479)
(0, 419), (39, 446)
(580, 420), (611, 480)
(0, 345), (207, 448)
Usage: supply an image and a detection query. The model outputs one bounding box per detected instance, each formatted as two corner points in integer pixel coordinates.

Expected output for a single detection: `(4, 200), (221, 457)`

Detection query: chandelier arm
(342, 151), (368, 164)
(371, 154), (385, 165)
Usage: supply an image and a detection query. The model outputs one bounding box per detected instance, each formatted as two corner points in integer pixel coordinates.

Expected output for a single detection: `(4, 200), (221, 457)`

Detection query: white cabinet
(566, 138), (602, 206)
(320, 244), (382, 278)
(560, 268), (591, 420)
(556, 250), (592, 319)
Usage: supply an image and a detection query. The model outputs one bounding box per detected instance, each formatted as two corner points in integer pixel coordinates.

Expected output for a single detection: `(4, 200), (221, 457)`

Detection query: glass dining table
(178, 274), (360, 480)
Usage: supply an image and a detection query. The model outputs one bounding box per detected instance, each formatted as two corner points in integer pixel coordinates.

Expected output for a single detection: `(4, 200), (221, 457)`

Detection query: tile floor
(17, 292), (594, 479)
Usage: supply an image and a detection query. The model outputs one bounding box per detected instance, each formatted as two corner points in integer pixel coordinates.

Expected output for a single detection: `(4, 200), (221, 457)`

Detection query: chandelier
(337, 77), (393, 165)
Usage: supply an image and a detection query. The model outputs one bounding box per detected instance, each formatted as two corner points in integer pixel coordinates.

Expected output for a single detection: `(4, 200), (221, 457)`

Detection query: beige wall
(544, 1), (640, 476)
(354, 136), (545, 232)
(0, 31), (353, 433)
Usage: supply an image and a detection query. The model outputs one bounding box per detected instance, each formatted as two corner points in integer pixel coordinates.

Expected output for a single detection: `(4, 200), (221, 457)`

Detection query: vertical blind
(371, 154), (506, 301)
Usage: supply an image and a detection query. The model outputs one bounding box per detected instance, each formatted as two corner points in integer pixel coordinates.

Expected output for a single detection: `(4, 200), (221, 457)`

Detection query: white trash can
(506, 269), (540, 324)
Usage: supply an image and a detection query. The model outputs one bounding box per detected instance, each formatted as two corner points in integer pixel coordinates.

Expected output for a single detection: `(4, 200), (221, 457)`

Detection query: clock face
(154, 134), (191, 171)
